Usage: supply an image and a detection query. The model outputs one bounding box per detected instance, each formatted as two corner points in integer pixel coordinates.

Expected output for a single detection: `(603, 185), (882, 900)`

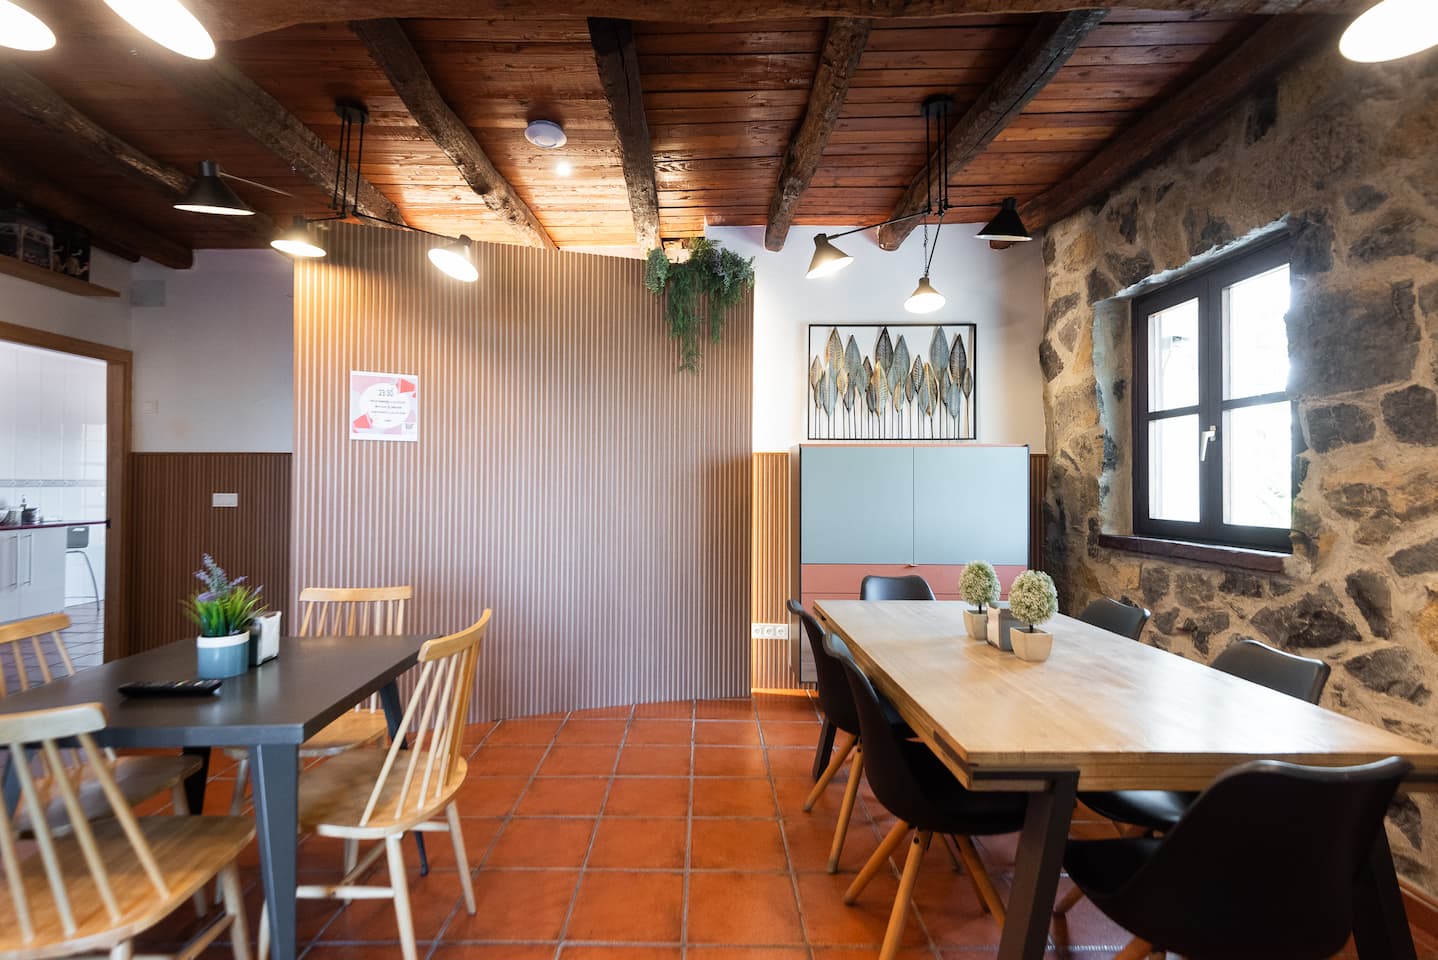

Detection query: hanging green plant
(643, 238), (755, 372)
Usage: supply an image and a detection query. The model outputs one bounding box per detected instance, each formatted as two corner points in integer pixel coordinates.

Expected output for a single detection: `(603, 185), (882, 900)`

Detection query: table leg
(379, 680), (429, 876)
(181, 746), (211, 814)
(996, 771), (1079, 960)
(1353, 827), (1417, 959)
(251, 743), (299, 960)
(811, 717), (836, 781)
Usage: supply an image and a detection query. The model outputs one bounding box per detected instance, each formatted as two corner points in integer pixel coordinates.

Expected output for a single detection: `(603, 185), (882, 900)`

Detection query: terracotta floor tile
(565, 870), (684, 942)
(568, 704), (634, 719)
(686, 871), (804, 944)
(444, 869), (579, 941)
(694, 746), (770, 778)
(560, 949), (683, 960)
(690, 950), (810, 960)
(539, 744), (620, 776)
(452, 775), (531, 817)
(304, 947), (426, 960)
(606, 777), (691, 817)
(753, 693), (818, 721)
(471, 744), (549, 777)
(628, 718), (694, 744)
(633, 700), (695, 719)
(485, 817), (596, 868)
(695, 699), (756, 720)
(617, 745), (693, 776)
(761, 720), (823, 747)
(796, 870), (927, 948)
(766, 748), (816, 779)
(422, 817), (504, 871)
(320, 874), (461, 942)
(588, 816), (689, 869)
(556, 718), (630, 744)
(909, 862), (1007, 948)
(819, 950), (935, 960)
(693, 777), (778, 818)
(1048, 889), (1134, 950)
(461, 721), (498, 744)
(515, 777), (610, 817)
(432, 947), (556, 960)
(690, 818), (789, 871)
(694, 720), (762, 746)
(783, 812), (880, 874)
(774, 775), (852, 818)
(486, 717), (564, 745)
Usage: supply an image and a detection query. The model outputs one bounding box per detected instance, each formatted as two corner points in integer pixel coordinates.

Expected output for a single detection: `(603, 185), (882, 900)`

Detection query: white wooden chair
(227, 586), (412, 816)
(0, 702), (253, 960)
(258, 611), (491, 960)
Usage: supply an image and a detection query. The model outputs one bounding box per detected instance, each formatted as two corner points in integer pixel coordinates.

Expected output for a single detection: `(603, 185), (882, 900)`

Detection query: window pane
(1224, 402), (1292, 528)
(1147, 299), (1199, 411)
(1149, 414), (1200, 522)
(1224, 264), (1290, 400)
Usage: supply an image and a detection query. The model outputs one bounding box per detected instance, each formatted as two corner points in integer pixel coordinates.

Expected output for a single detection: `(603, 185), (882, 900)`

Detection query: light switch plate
(141, 400), (158, 415)
(212, 492), (239, 508)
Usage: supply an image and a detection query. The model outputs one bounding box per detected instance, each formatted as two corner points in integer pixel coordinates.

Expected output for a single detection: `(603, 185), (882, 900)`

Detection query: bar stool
(65, 525), (100, 611)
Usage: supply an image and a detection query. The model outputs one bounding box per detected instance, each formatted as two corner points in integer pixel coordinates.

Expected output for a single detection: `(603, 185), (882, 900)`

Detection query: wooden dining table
(0, 632), (433, 960)
(814, 600), (1438, 960)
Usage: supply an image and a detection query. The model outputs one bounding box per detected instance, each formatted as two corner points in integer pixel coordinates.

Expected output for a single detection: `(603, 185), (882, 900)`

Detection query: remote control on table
(118, 679), (223, 698)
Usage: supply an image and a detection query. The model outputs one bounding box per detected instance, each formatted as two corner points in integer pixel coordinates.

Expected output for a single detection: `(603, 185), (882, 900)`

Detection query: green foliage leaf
(642, 239), (756, 371)
(960, 561), (1001, 611)
(1009, 570), (1058, 627)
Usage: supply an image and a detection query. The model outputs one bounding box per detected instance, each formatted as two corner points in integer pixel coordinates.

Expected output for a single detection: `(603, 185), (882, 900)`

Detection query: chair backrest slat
(7, 740), (75, 934)
(0, 775), (34, 942)
(0, 614), (76, 698)
(39, 740), (121, 923)
(297, 586), (414, 713)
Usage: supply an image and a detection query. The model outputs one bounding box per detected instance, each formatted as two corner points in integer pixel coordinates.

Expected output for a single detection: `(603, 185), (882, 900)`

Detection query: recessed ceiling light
(103, 0), (216, 60)
(524, 119), (567, 149)
(555, 160), (573, 177)
(1340, 0), (1438, 62)
(0, 1), (55, 51)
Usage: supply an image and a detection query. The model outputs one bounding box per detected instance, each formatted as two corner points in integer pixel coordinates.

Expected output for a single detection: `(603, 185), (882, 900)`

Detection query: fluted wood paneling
(129, 453), (291, 653)
(1030, 452), (1049, 571)
(292, 224), (752, 720)
(751, 451), (795, 689)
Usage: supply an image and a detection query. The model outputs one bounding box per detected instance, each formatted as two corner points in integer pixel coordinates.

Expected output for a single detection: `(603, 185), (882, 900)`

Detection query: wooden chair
(227, 586), (412, 816)
(0, 614), (204, 838)
(0, 702), (253, 960)
(258, 611), (491, 960)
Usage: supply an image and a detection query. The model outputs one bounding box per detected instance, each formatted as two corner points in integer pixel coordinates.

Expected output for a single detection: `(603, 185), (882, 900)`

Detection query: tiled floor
(122, 692), (1438, 959)
(0, 601), (103, 692)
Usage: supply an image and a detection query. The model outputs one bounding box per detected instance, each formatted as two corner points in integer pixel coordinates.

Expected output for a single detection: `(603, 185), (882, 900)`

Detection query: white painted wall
(130, 250), (294, 452)
(708, 224), (1047, 453)
(0, 250), (133, 350)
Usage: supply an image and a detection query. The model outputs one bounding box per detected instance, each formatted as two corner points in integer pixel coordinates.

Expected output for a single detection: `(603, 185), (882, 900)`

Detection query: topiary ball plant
(1008, 570), (1058, 631)
(643, 238), (755, 372)
(960, 561), (1001, 613)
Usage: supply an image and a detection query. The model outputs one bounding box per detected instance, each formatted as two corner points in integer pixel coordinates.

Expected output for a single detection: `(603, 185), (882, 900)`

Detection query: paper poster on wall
(349, 370), (418, 442)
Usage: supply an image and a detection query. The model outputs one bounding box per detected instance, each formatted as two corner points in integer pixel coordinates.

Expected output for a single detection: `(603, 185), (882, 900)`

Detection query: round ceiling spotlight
(524, 119), (567, 149)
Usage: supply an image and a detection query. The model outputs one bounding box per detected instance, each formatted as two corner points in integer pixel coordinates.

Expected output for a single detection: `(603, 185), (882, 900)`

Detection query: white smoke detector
(524, 119), (567, 149)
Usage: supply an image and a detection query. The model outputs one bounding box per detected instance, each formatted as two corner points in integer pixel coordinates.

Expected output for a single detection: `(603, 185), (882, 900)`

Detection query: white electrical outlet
(750, 623), (790, 640)
(212, 492), (239, 508)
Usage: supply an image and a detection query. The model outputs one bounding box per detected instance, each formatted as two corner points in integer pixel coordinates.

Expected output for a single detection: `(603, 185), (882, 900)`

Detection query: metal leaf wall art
(806, 323), (977, 440)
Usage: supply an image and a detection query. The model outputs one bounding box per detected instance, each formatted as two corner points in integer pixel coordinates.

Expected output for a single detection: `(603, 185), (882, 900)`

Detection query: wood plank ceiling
(0, 2), (1322, 265)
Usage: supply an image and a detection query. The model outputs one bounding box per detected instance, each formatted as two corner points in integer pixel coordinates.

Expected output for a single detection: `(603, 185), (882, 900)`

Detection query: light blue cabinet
(800, 446), (914, 564)
(912, 446), (1029, 565)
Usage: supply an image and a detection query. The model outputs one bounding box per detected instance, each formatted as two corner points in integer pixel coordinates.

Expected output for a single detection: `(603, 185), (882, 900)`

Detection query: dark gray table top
(0, 635), (432, 748)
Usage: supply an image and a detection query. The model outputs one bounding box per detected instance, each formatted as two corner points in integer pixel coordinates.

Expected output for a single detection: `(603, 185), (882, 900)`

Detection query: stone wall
(1040, 44), (1438, 894)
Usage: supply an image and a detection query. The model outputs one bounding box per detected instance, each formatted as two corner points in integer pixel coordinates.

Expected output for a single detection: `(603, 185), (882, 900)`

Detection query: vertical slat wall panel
(292, 224), (752, 720)
(751, 451), (795, 689)
(1030, 452), (1049, 572)
(129, 453), (291, 653)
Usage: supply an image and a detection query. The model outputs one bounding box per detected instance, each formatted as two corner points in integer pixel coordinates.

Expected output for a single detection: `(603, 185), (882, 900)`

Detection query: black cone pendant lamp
(806, 234), (854, 279)
(174, 160), (254, 216)
(976, 197), (1032, 243)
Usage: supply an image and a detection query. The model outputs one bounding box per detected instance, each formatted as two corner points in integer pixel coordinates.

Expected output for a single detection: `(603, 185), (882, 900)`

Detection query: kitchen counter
(0, 518), (108, 531)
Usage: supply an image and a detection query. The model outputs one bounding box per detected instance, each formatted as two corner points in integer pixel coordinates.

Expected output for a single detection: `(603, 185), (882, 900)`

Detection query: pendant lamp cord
(920, 96), (951, 277)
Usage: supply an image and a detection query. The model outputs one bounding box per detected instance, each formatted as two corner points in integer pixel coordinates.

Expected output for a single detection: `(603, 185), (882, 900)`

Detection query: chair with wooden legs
(1, 615), (205, 864)
(831, 637), (1027, 960)
(0, 702), (253, 960)
(227, 586), (413, 817)
(258, 611), (491, 960)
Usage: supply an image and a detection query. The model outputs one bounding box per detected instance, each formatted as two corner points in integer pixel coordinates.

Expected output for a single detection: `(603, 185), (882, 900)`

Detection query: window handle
(1200, 424), (1217, 462)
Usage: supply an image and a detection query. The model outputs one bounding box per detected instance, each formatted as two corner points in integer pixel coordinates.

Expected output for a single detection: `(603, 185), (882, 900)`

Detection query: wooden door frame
(0, 320), (132, 661)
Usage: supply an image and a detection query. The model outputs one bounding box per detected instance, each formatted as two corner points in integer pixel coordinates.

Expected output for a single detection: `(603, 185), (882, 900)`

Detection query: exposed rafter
(0, 153), (192, 269)
(764, 18), (871, 253)
(1020, 14), (1340, 232)
(142, 55), (406, 225)
(202, 1), (1363, 41)
(588, 17), (660, 251)
(0, 61), (278, 245)
(350, 18), (555, 249)
(876, 9), (1107, 251)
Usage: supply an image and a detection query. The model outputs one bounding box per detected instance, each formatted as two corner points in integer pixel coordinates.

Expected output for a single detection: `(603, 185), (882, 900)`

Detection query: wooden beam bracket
(589, 17), (661, 251)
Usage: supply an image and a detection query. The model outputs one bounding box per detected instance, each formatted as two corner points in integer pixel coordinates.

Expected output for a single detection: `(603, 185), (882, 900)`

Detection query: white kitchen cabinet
(0, 527), (67, 624)
(0, 531), (17, 623)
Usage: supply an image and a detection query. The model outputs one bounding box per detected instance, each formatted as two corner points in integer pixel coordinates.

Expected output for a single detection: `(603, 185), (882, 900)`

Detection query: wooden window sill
(1095, 534), (1288, 573)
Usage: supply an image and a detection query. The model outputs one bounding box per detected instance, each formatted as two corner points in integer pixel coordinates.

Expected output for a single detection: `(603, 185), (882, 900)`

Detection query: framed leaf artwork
(806, 323), (977, 441)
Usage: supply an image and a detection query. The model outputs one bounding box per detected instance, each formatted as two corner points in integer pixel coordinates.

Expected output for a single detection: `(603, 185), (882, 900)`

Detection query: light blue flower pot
(197, 632), (250, 679)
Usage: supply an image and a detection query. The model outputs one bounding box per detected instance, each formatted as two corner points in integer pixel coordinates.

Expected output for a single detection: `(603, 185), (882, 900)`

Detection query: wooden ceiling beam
(876, 9), (1106, 251)
(350, 18), (555, 249)
(589, 17), (660, 251)
(0, 62), (278, 245)
(0, 153), (193, 270)
(201, 1), (1361, 40)
(142, 55), (406, 226)
(1020, 14), (1339, 232)
(764, 17), (871, 253)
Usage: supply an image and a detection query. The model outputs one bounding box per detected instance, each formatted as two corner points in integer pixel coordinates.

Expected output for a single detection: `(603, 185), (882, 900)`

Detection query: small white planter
(250, 611), (282, 666)
(986, 606), (1018, 652)
(963, 609), (988, 641)
(197, 632), (250, 679)
(1011, 627), (1053, 662)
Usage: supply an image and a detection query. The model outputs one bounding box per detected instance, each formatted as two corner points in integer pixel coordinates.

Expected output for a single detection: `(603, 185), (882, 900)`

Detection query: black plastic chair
(833, 638), (1027, 960)
(860, 574), (937, 602)
(1065, 757), (1410, 960)
(1079, 639), (1332, 835)
(1076, 596), (1151, 641)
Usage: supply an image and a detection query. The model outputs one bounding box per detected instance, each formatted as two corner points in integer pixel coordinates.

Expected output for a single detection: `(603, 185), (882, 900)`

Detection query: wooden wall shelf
(0, 256), (120, 298)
